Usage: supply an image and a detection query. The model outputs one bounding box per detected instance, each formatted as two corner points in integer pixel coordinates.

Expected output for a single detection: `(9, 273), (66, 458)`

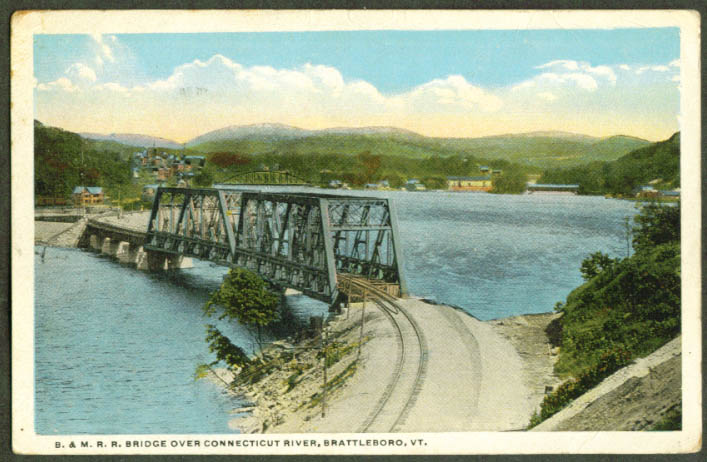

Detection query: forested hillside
(533, 202), (681, 426)
(187, 125), (649, 169)
(34, 120), (132, 199)
(538, 133), (679, 195)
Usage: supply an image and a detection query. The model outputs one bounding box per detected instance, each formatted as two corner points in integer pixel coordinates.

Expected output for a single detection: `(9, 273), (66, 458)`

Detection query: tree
(203, 268), (280, 353)
(632, 202), (680, 254)
(491, 170), (527, 194)
(192, 167), (215, 187)
(204, 324), (251, 370)
(580, 252), (619, 280)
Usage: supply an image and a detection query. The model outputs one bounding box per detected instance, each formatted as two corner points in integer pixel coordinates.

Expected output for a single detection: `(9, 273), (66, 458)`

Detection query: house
(447, 176), (492, 192)
(141, 184), (161, 201)
(479, 166), (490, 175)
(635, 185), (659, 199)
(72, 186), (104, 205)
(405, 179), (426, 191)
(527, 183), (580, 194)
(156, 167), (170, 181)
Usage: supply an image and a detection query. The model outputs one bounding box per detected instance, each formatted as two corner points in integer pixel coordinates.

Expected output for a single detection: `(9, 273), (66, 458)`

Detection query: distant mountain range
(79, 132), (184, 150)
(74, 122), (652, 168)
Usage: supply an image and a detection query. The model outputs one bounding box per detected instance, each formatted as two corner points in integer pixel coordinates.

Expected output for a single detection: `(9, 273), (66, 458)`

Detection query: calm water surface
(35, 190), (639, 434)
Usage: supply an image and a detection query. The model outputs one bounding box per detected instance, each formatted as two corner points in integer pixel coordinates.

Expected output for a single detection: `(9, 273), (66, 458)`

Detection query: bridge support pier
(168, 255), (193, 269)
(107, 239), (121, 257)
(134, 246), (149, 270)
(89, 234), (101, 251)
(146, 251), (168, 271)
(145, 251), (193, 271)
(100, 237), (113, 255)
(116, 241), (131, 263)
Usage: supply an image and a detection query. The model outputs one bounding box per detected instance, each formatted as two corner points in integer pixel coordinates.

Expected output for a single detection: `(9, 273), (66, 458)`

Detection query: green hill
(437, 133), (650, 168)
(34, 120), (134, 200)
(531, 202), (680, 427)
(538, 133), (679, 195)
(187, 125), (650, 169)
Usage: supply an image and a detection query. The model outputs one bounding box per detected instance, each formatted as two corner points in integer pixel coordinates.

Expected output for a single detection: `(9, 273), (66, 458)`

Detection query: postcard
(11, 9), (701, 455)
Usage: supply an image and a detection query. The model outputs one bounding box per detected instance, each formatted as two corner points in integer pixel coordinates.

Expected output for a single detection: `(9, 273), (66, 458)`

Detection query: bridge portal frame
(144, 187), (408, 304)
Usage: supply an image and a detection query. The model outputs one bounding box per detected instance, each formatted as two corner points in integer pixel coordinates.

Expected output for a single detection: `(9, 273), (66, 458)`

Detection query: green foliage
(192, 167), (215, 187)
(532, 202), (682, 428)
(632, 202), (680, 253)
(532, 348), (633, 425)
(204, 268), (280, 326)
(357, 151), (382, 183)
(580, 252), (619, 280)
(204, 324), (251, 370)
(203, 268), (280, 351)
(538, 133), (679, 196)
(421, 176), (448, 190)
(554, 202), (681, 377)
(192, 130), (648, 169)
(490, 169), (528, 194)
(34, 120), (135, 200)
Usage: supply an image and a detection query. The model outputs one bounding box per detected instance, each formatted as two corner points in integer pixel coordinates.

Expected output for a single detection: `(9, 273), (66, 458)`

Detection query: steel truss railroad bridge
(143, 187), (408, 305)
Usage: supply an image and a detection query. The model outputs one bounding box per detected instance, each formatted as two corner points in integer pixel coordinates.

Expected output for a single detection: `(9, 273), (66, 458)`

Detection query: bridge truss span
(144, 187), (408, 304)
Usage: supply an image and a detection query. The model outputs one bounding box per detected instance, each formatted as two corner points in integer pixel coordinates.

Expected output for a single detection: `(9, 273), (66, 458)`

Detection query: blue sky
(33, 29), (681, 141)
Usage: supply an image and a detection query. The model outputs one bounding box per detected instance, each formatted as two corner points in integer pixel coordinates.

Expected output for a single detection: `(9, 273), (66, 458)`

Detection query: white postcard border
(11, 9), (702, 455)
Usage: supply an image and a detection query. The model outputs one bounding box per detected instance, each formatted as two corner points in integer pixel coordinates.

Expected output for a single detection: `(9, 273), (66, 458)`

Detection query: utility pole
(321, 327), (328, 418)
(357, 289), (366, 360)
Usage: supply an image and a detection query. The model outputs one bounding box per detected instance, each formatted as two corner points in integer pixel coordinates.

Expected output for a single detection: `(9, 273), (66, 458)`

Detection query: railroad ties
(337, 274), (428, 433)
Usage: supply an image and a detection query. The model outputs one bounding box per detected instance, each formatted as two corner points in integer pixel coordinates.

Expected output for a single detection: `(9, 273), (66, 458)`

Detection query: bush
(534, 347), (632, 424)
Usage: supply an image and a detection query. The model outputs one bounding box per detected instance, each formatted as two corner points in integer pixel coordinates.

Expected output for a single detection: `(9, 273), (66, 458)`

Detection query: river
(34, 190), (639, 434)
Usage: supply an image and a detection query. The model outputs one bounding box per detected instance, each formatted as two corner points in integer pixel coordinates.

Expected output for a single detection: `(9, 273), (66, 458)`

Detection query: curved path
(333, 277), (532, 432)
(339, 277), (428, 433)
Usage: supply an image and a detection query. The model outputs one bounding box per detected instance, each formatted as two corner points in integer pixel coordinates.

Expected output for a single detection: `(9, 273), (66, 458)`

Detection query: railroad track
(337, 274), (428, 433)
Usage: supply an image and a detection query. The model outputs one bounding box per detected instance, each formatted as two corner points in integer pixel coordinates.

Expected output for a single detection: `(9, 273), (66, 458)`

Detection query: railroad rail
(338, 274), (428, 432)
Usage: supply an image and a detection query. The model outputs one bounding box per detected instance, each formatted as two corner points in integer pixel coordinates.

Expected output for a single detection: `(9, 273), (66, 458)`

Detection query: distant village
(66, 151), (679, 207)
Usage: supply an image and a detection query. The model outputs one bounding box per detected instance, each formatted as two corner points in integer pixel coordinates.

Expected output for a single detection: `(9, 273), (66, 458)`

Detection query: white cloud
(66, 63), (97, 83)
(534, 60), (616, 87)
(37, 77), (77, 92)
(536, 60), (580, 71)
(537, 91), (557, 101)
(33, 54), (680, 141)
(535, 71), (598, 91)
(669, 59), (680, 68)
(90, 33), (115, 63)
(636, 65), (671, 75)
(402, 75), (502, 112)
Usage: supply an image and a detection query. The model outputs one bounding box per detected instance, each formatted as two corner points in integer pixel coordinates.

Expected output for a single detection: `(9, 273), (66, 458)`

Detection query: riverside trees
(202, 268), (281, 371)
(531, 201), (681, 428)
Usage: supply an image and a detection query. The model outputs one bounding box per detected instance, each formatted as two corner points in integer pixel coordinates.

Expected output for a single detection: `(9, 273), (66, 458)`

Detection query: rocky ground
(488, 312), (565, 418)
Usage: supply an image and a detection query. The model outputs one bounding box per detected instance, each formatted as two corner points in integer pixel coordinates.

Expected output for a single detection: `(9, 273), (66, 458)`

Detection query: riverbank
(35, 211), (152, 248)
(211, 300), (562, 433)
